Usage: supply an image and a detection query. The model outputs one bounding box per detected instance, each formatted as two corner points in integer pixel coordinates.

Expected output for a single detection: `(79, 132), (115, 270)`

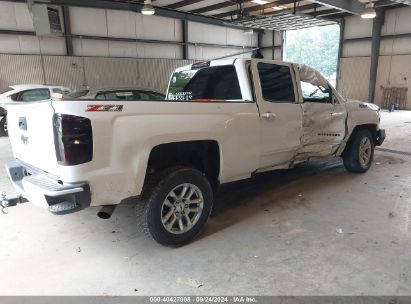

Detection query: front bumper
(5, 160), (90, 213)
(375, 129), (386, 146)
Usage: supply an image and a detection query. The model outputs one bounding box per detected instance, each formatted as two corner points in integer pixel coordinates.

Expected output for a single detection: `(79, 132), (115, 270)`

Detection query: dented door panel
(293, 64), (347, 162)
(296, 102), (346, 162)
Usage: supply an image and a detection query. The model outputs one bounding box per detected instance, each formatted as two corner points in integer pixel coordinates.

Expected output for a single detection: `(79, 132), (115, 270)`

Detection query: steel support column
(368, 8), (385, 103)
(257, 31), (263, 48)
(182, 19), (188, 60)
(272, 30), (275, 60)
(62, 6), (73, 56)
(336, 18), (345, 91)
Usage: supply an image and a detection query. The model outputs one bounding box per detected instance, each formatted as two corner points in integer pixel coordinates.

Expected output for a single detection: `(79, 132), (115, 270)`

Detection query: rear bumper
(375, 129), (386, 146)
(5, 160), (90, 213)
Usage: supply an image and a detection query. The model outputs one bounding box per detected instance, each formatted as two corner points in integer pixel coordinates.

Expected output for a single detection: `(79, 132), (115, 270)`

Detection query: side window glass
(19, 89), (50, 102)
(301, 81), (331, 103)
(95, 93), (106, 99)
(299, 66), (332, 104)
(133, 91), (146, 100)
(257, 63), (296, 103)
(143, 92), (164, 100)
(114, 91), (134, 100)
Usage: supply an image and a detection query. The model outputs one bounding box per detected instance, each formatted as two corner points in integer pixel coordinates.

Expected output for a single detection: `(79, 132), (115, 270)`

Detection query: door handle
(261, 112), (276, 120)
(330, 112), (344, 118)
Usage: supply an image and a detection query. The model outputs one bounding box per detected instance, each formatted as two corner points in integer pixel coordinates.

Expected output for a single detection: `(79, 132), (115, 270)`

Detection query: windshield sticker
(86, 104), (123, 112)
(167, 91), (193, 101)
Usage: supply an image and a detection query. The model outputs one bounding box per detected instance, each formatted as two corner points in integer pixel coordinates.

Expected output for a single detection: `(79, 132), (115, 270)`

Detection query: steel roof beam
(213, 0), (297, 19)
(166, 0), (205, 9)
(0, 0), (264, 31)
(190, 0), (253, 14)
(309, 0), (365, 15)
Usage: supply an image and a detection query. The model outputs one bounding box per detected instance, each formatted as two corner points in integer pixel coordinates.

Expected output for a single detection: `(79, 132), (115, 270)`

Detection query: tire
(0, 116), (7, 137)
(136, 167), (213, 246)
(343, 129), (374, 173)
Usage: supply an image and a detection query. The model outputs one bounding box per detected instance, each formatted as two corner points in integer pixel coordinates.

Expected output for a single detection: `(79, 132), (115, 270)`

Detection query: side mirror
(9, 94), (18, 101)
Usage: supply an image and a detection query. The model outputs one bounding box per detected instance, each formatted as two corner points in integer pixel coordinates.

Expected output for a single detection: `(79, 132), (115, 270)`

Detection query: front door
(294, 64), (347, 160)
(251, 60), (303, 171)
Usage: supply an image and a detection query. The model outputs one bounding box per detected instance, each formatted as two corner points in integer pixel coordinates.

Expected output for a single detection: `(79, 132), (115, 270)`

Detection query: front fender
(345, 100), (380, 136)
(336, 100), (381, 155)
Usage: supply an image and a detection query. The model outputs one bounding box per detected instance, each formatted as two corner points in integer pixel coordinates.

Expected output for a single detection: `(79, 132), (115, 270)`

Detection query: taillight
(53, 114), (93, 166)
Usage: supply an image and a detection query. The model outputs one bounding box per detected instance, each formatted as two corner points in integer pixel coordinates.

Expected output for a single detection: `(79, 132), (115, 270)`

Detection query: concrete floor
(0, 111), (410, 296)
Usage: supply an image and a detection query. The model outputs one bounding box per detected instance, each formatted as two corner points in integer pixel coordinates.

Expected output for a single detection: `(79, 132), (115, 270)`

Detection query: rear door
(251, 60), (303, 170)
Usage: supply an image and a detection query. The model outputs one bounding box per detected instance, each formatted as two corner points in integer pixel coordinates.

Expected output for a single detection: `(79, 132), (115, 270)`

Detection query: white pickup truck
(3, 58), (385, 246)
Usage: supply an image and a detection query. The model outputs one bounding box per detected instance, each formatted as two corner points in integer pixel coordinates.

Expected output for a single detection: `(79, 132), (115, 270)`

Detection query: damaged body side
(288, 64), (380, 166)
(291, 64), (347, 165)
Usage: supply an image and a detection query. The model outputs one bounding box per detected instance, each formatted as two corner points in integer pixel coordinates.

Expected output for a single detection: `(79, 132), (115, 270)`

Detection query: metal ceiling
(388, 0), (411, 5)
(234, 11), (335, 30)
(3, 0), (407, 30)
(149, 0), (404, 20)
(146, 0), (406, 30)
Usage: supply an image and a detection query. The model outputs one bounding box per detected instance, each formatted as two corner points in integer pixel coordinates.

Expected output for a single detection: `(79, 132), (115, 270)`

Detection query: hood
(346, 99), (380, 111)
(0, 95), (12, 109)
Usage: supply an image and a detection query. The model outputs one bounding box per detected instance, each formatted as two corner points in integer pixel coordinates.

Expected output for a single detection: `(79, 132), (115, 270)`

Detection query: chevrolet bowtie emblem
(21, 134), (29, 144)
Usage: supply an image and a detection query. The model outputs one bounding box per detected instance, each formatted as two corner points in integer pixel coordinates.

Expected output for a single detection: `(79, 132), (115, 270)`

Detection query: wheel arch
(342, 123), (377, 156)
(348, 123), (377, 143)
(145, 140), (221, 193)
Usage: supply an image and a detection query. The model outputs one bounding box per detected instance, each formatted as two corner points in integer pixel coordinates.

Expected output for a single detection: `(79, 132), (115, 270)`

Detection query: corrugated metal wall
(339, 7), (411, 109)
(0, 2), (269, 61)
(375, 55), (411, 109)
(338, 57), (371, 103)
(0, 54), (195, 92)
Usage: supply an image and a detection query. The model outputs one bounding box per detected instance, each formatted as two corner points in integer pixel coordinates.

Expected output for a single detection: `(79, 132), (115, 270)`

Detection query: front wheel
(136, 167), (213, 246)
(0, 116), (7, 137)
(343, 129), (374, 173)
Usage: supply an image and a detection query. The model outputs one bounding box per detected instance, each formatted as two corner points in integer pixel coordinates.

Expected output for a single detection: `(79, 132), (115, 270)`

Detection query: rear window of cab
(167, 65), (242, 102)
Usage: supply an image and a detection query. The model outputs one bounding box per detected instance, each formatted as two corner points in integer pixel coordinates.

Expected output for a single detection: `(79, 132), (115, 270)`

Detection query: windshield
(167, 65), (242, 101)
(67, 89), (90, 98)
(95, 90), (165, 101)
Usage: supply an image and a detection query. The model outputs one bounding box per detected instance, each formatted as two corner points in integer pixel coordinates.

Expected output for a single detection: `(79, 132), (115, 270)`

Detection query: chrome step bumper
(5, 160), (90, 214)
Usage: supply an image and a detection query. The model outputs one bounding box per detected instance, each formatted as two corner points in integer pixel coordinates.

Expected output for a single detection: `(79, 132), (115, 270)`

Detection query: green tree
(284, 25), (340, 79)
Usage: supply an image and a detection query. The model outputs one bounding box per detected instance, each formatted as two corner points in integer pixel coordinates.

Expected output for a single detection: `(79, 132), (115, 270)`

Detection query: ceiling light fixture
(251, 0), (269, 4)
(244, 28), (254, 35)
(273, 5), (287, 10)
(361, 0), (376, 19)
(142, 0), (155, 16)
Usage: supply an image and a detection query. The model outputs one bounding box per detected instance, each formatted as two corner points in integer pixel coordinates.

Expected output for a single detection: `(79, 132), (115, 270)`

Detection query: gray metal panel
(0, 54), (44, 88)
(0, 54), (194, 93)
(43, 55), (85, 88)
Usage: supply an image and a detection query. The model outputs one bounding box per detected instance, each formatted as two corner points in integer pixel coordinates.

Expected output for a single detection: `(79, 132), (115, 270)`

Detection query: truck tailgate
(6, 101), (60, 176)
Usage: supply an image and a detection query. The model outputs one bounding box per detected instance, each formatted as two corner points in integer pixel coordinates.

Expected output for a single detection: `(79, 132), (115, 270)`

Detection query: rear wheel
(136, 167), (213, 246)
(0, 116), (7, 137)
(343, 129), (374, 173)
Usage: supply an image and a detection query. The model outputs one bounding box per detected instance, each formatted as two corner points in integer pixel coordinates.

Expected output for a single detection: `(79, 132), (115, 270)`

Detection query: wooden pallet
(381, 86), (408, 109)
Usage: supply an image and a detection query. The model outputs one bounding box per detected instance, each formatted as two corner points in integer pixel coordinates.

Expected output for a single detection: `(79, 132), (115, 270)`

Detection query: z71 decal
(86, 105), (123, 112)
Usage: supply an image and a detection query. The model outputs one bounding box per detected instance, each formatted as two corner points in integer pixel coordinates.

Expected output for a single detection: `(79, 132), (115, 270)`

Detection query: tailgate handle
(19, 117), (27, 130)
